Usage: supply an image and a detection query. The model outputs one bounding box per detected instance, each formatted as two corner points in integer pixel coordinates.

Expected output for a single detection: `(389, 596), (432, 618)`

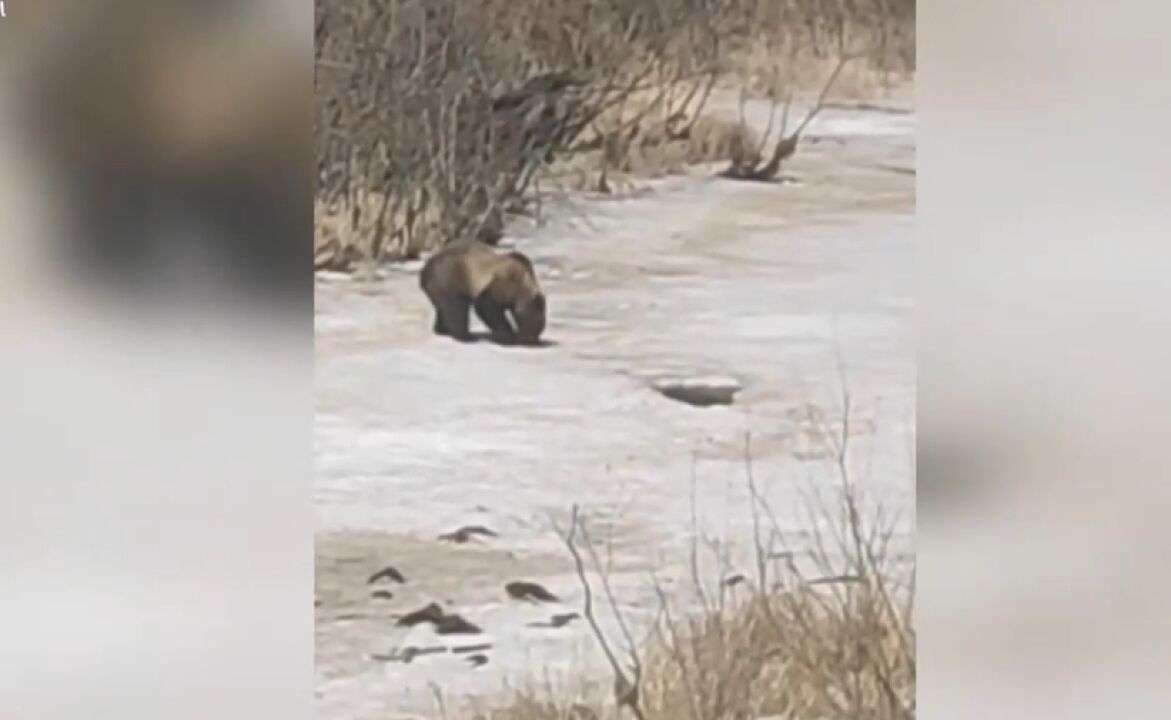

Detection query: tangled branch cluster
(315, 0), (726, 266)
(314, 0), (915, 269)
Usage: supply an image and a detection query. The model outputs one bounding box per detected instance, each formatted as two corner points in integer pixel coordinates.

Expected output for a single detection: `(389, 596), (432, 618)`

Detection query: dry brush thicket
(471, 491), (914, 720)
(314, 0), (915, 269)
(471, 401), (915, 720)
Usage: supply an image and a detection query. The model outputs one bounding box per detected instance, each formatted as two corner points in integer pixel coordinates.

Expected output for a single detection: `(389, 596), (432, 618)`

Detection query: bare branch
(561, 505), (646, 720)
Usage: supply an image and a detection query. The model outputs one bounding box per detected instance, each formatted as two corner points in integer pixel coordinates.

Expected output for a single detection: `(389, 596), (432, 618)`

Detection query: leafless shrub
(560, 505), (649, 720)
(314, 0), (914, 269)
(316, 0), (725, 265)
(720, 51), (858, 182)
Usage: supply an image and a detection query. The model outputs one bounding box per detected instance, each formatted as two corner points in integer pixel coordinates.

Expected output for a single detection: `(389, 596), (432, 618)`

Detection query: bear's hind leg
(437, 296), (472, 342)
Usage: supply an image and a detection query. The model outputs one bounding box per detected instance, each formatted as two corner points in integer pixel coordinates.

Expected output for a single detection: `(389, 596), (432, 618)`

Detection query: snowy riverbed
(315, 97), (915, 719)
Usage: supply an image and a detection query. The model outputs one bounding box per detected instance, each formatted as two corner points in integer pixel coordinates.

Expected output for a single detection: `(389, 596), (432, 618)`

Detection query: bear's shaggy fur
(419, 240), (546, 345)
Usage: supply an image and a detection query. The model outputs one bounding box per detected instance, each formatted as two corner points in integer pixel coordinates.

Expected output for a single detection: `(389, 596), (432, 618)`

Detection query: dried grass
(463, 384), (916, 720)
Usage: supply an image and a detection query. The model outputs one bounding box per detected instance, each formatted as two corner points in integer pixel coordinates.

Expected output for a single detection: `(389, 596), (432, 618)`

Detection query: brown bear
(419, 239), (546, 345)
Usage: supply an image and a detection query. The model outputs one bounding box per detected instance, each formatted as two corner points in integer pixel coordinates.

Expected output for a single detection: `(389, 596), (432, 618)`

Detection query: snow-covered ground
(314, 96), (915, 719)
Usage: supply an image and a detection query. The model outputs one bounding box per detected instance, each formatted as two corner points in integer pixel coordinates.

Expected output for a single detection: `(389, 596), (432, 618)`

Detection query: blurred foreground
(0, 3), (312, 720)
(920, 1), (1171, 717)
(0, 0), (309, 310)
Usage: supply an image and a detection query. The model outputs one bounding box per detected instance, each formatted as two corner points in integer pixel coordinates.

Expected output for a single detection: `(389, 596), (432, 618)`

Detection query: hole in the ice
(653, 376), (742, 407)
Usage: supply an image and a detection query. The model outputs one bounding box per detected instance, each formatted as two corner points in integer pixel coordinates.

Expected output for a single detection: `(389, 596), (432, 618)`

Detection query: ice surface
(315, 98), (915, 718)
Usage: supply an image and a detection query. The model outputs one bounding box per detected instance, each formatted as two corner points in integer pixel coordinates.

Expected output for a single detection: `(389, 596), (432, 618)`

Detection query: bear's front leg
(473, 296), (517, 344)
